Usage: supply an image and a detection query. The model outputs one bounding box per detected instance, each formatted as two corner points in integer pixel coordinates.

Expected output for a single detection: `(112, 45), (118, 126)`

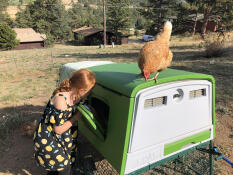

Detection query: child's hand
(70, 111), (82, 124)
(87, 105), (98, 117)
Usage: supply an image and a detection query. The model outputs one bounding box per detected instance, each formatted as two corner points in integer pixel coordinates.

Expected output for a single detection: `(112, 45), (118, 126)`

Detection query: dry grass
(0, 33), (232, 174)
(0, 34), (232, 108)
(201, 32), (227, 58)
(0, 44), (141, 106)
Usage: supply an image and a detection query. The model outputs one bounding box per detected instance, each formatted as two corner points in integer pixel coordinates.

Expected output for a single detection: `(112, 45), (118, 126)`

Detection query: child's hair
(53, 69), (96, 100)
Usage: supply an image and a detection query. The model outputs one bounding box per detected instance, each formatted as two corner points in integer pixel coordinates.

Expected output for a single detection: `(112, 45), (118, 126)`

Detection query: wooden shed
(188, 14), (220, 32)
(13, 28), (46, 50)
(119, 35), (129, 45)
(73, 26), (126, 45)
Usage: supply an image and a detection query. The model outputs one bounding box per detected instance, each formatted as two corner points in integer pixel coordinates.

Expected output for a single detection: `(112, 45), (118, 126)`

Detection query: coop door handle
(173, 89), (184, 101)
(77, 104), (105, 141)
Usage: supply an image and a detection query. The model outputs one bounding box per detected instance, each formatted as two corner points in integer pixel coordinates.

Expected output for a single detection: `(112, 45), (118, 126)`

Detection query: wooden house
(188, 14), (220, 32)
(13, 28), (46, 50)
(72, 26), (128, 45)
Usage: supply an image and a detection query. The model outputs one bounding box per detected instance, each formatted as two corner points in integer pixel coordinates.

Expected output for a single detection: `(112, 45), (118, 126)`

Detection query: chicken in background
(20, 120), (37, 137)
(138, 21), (173, 82)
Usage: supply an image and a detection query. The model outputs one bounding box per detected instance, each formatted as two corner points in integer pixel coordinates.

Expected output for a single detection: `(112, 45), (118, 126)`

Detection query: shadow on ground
(0, 105), (104, 175)
(0, 105), (45, 175)
(170, 45), (201, 50)
(55, 45), (208, 62)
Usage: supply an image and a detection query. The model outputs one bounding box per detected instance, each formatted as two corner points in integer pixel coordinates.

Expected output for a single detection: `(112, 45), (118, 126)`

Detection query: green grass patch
(0, 94), (18, 102)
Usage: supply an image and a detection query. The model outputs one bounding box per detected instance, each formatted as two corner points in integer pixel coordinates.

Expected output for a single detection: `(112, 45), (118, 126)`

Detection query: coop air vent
(144, 96), (167, 108)
(189, 89), (206, 98)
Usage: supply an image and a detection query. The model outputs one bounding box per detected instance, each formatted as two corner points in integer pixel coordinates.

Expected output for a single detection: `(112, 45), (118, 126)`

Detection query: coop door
(89, 96), (110, 137)
(129, 80), (212, 152)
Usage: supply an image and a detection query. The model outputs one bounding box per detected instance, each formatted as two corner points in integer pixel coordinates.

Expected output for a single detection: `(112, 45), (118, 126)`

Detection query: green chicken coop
(59, 61), (215, 175)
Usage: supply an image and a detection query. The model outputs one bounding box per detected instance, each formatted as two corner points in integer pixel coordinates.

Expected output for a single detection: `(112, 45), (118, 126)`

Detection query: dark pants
(47, 166), (71, 175)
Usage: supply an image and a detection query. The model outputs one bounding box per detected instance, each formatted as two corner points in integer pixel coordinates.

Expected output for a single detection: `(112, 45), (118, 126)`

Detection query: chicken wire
(77, 133), (214, 175)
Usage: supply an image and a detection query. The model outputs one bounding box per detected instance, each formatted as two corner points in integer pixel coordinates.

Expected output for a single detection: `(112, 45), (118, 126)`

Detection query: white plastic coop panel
(59, 61), (114, 82)
(125, 80), (213, 174)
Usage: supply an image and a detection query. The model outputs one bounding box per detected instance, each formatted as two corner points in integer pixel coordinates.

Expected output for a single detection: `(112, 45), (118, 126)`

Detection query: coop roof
(13, 28), (46, 42)
(59, 62), (214, 97)
(88, 63), (215, 97)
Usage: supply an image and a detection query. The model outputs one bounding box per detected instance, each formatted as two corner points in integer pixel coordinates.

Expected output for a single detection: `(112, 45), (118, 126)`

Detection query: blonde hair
(53, 69), (96, 100)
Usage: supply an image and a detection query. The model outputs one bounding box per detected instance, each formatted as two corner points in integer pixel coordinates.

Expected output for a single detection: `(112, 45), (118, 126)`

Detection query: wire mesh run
(94, 143), (215, 175)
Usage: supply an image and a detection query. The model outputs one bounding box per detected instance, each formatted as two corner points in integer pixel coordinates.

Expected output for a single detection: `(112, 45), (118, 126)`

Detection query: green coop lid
(89, 63), (214, 98)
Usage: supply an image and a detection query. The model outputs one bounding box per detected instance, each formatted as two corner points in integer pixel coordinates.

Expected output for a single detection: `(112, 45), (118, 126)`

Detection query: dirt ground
(0, 40), (232, 174)
(0, 99), (117, 175)
(0, 99), (232, 175)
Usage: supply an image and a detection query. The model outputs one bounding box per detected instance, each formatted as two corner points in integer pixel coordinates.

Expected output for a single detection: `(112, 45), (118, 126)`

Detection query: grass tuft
(0, 113), (26, 140)
(202, 32), (227, 58)
(216, 105), (229, 115)
(205, 41), (225, 58)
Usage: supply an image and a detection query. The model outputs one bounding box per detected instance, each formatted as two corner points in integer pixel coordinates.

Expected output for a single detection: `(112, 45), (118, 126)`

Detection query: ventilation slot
(190, 89), (206, 98)
(144, 96), (167, 108)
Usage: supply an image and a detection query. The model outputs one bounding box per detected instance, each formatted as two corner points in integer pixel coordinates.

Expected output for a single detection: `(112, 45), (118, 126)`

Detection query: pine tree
(139, 0), (177, 35)
(176, 0), (200, 35)
(15, 0), (71, 44)
(32, 0), (71, 41)
(15, 7), (33, 28)
(0, 0), (14, 26)
(180, 0), (231, 36)
(68, 2), (103, 29)
(214, 0), (233, 29)
(0, 23), (19, 50)
(0, 0), (8, 22)
(0, 0), (8, 12)
(107, 0), (133, 35)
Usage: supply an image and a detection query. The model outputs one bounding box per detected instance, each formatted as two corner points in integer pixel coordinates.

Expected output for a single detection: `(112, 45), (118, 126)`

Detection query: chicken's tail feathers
(159, 21), (172, 42)
(164, 21), (172, 33)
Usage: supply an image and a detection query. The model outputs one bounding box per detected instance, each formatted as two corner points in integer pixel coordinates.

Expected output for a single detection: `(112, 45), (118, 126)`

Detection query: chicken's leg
(147, 72), (160, 82)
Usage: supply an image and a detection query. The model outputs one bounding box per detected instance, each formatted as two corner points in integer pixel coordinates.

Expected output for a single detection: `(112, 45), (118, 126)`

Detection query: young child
(33, 69), (96, 175)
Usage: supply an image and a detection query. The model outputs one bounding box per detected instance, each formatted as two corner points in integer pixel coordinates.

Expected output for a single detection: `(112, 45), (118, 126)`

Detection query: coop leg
(209, 140), (214, 175)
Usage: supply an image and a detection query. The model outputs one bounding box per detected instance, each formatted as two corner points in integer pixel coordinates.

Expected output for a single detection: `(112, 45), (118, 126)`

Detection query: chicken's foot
(147, 72), (160, 82)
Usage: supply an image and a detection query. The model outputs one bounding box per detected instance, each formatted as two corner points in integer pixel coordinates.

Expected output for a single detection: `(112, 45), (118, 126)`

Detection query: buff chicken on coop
(138, 21), (173, 82)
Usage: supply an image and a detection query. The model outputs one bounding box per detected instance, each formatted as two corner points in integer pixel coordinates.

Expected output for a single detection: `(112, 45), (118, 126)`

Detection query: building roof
(13, 28), (46, 42)
(188, 14), (221, 22)
(72, 26), (103, 37)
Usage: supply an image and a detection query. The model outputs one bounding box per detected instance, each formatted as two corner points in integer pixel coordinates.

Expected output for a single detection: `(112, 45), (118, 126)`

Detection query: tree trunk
(157, 0), (163, 33)
(103, 0), (106, 47)
(201, 7), (212, 39)
(192, 12), (198, 36)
